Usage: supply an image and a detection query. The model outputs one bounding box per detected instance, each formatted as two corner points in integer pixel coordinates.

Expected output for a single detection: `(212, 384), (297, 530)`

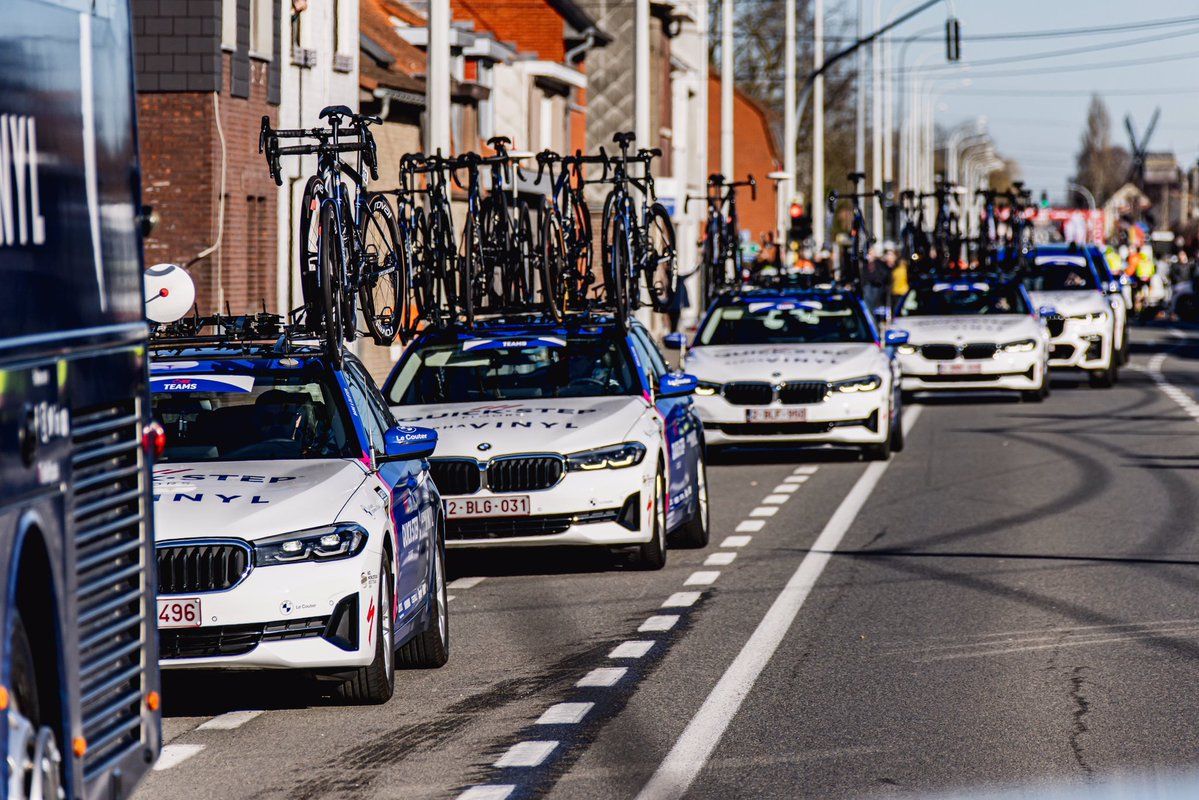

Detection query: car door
(345, 361), (430, 627)
(629, 325), (697, 531)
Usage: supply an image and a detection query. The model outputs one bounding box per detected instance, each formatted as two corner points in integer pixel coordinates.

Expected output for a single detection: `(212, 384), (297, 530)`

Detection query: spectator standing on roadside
(860, 245), (892, 316)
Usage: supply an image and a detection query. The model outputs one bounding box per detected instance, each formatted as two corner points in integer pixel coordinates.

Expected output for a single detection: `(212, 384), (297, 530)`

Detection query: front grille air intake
(722, 382), (774, 406)
(428, 459), (482, 496)
(778, 381), (828, 404)
(487, 456), (564, 492)
(156, 542), (251, 594)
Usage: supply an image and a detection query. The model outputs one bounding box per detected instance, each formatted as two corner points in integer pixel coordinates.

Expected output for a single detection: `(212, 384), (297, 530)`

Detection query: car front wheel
(397, 536), (450, 669)
(634, 467), (668, 569)
(335, 559), (395, 704)
(670, 452), (710, 549)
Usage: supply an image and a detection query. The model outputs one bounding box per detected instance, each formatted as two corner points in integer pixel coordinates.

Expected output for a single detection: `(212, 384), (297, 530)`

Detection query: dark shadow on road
(160, 670), (329, 716)
(446, 545), (647, 580)
(706, 445), (862, 466)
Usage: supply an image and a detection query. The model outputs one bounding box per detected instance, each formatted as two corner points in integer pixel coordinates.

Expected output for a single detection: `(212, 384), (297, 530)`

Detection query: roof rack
(149, 311), (322, 356)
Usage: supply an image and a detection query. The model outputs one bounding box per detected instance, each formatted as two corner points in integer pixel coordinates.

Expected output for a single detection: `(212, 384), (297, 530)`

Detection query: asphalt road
(135, 326), (1199, 800)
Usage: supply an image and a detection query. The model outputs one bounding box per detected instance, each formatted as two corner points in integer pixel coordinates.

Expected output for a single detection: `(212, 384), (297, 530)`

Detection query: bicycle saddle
(319, 105), (354, 121)
(487, 136), (512, 149)
(613, 131), (636, 146)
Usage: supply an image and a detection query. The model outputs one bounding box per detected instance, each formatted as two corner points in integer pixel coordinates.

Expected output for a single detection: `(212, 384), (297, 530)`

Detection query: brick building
(706, 71), (781, 242)
(134, 0), (283, 316)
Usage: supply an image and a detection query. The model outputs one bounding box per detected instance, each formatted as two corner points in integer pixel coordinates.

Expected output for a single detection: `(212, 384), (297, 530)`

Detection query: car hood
(390, 396), (652, 457)
(684, 343), (887, 383)
(1027, 289), (1109, 316)
(890, 315), (1042, 344)
(152, 460), (367, 542)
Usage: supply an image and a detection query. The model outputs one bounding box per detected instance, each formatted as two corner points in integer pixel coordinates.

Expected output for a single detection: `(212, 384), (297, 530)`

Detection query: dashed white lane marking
(577, 667), (627, 687)
(735, 520), (765, 532)
(448, 595), (457, 602)
(705, 551), (737, 566)
(762, 494), (790, 505)
(783, 475), (810, 484)
(196, 710), (263, 731)
(535, 702), (595, 725)
(457, 786), (515, 800)
(793, 465), (819, 475)
(721, 535), (752, 548)
(684, 571), (720, 586)
(749, 506), (778, 518)
(662, 591), (702, 608)
(495, 740), (558, 768)
(773, 483), (800, 493)
(154, 744), (204, 771)
(640, 615), (679, 632)
(609, 640), (655, 659)
(635, 406), (922, 800)
(448, 576), (486, 590)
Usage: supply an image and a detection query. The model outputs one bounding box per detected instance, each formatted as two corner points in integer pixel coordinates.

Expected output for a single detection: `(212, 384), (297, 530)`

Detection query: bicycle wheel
(642, 203), (677, 313)
(600, 190), (618, 304)
(358, 194), (403, 345)
(702, 217), (720, 305)
(478, 195), (510, 312)
(405, 207), (433, 337)
(459, 214), (477, 327)
(318, 203), (345, 368)
(299, 177), (326, 324)
(512, 199), (536, 309)
(428, 204), (458, 322)
(607, 220), (632, 327)
(540, 210), (567, 322)
(568, 192), (594, 283)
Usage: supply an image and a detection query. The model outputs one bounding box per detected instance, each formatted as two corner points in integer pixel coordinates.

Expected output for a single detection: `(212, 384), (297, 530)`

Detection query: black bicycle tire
(478, 195), (510, 311)
(643, 203), (677, 313)
(569, 191), (594, 285)
(429, 204), (457, 321)
(459, 213), (476, 327)
(600, 190), (617, 305)
(358, 194), (403, 345)
(513, 199), (536, 309)
(540, 210), (567, 322)
(406, 206), (434, 335)
(609, 219), (631, 327)
(299, 176), (326, 325)
(319, 203), (344, 368)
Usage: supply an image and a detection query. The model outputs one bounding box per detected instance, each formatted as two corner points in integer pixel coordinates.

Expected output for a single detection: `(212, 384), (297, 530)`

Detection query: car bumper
(158, 548), (380, 670)
(1047, 326), (1111, 370)
(693, 391), (888, 446)
(899, 351), (1044, 392)
(444, 466), (653, 548)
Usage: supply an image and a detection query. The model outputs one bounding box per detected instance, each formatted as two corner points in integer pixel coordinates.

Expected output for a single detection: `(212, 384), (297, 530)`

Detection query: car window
(1026, 255), (1099, 290)
(898, 285), (1029, 316)
(698, 297), (874, 345)
(150, 364), (356, 462)
(343, 369), (387, 452)
(631, 327), (669, 378)
(349, 360), (396, 430)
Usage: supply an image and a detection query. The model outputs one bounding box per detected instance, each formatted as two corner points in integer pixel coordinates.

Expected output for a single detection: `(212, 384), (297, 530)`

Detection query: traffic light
(789, 202), (811, 243)
(946, 17), (961, 62)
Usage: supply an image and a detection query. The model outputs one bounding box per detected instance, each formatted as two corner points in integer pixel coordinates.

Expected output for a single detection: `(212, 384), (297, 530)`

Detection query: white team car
(382, 317), (709, 569)
(1024, 245), (1120, 387)
(891, 277), (1051, 401)
(150, 343), (448, 703)
(668, 288), (905, 460)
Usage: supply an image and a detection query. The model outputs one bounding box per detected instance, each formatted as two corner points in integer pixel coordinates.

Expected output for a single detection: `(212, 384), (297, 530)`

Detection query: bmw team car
(1024, 245), (1121, 387)
(150, 333), (448, 703)
(1085, 243), (1131, 366)
(669, 287), (906, 460)
(891, 277), (1051, 401)
(383, 316), (709, 568)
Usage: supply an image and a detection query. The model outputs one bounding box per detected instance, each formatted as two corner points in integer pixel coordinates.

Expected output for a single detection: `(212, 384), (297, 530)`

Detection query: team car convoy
(150, 327), (448, 703)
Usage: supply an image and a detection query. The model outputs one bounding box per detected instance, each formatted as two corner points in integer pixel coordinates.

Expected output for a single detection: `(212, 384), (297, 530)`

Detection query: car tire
(1089, 365), (1115, 388)
(9, 611), (65, 800)
(889, 407), (905, 453)
(634, 467), (668, 570)
(396, 537), (450, 669)
(670, 453), (710, 549)
(335, 560), (395, 704)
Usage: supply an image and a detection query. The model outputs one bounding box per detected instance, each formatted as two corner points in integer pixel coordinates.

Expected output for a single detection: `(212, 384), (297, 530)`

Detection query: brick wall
(453, 0), (566, 62)
(133, 0), (222, 92)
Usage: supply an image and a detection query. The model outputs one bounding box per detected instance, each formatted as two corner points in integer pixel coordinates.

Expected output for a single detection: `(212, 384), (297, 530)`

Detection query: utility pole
(870, 0), (882, 236)
(721, 0), (734, 178)
(781, 0), (797, 250)
(812, 0), (825, 247)
(635, 0), (650, 146)
(855, 0), (865, 179)
(426, 0), (450, 154)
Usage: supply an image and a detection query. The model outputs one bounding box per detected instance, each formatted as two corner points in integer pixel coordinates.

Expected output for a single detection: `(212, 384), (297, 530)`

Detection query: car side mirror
(1037, 306), (1057, 318)
(883, 329), (909, 347)
(662, 332), (687, 351)
(658, 372), (697, 398)
(378, 425), (438, 463)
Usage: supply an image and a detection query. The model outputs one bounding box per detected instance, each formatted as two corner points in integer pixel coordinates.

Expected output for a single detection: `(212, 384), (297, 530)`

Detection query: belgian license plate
(446, 495), (531, 518)
(157, 598), (201, 629)
(746, 407), (808, 422)
(937, 362), (983, 375)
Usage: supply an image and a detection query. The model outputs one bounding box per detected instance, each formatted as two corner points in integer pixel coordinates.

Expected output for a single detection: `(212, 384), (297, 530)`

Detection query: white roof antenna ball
(144, 263), (196, 323)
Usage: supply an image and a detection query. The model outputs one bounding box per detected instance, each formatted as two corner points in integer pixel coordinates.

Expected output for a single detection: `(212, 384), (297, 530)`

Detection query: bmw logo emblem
(771, 371), (782, 379)
(279, 601), (293, 615)
(477, 442), (492, 452)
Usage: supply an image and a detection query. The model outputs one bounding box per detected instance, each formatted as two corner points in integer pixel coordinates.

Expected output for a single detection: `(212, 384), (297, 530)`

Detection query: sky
(879, 0), (1199, 202)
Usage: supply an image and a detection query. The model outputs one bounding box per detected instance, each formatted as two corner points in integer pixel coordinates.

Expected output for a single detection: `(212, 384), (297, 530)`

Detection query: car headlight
(253, 523), (368, 566)
(829, 375), (883, 394)
(999, 338), (1037, 353)
(896, 344), (918, 355)
(695, 381), (721, 396)
(565, 442), (647, 471)
(1067, 311), (1106, 322)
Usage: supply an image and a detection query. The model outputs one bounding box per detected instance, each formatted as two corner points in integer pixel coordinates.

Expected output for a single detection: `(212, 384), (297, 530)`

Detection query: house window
(221, 0), (236, 49)
(250, 0), (273, 58)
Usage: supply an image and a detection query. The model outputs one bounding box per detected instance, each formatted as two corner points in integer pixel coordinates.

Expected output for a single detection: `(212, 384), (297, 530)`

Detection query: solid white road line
(495, 740), (558, 768)
(684, 571), (719, 586)
(773, 484), (800, 493)
(734, 520), (765, 532)
(609, 641), (655, 659)
(577, 667), (627, 687)
(640, 615), (680, 632)
(635, 406), (923, 800)
(457, 786), (515, 800)
(748, 507), (778, 518)
(196, 710), (263, 731)
(705, 552), (737, 566)
(154, 744), (204, 771)
(536, 702), (595, 725)
(662, 592), (702, 608)
(721, 535), (752, 548)
(448, 576), (486, 590)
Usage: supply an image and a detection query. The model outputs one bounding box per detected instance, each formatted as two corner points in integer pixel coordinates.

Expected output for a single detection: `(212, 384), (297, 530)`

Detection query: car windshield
(388, 334), (640, 403)
(697, 298), (874, 345)
(1024, 255), (1099, 291)
(151, 364), (356, 462)
(898, 284), (1029, 316)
